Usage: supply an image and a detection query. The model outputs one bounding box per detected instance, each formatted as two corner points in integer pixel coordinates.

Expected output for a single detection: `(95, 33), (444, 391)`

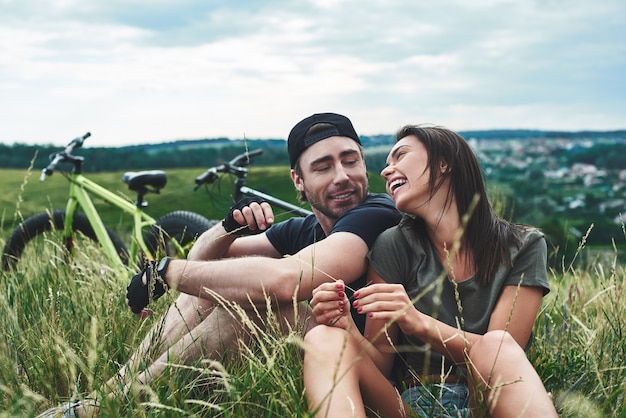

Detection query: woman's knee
(304, 325), (354, 356)
(305, 324), (346, 344)
(474, 330), (517, 350)
(468, 330), (525, 376)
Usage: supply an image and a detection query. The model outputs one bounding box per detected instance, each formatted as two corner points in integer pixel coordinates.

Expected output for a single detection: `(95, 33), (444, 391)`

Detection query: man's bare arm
(187, 223), (281, 261)
(167, 231), (369, 307)
(186, 200), (280, 261)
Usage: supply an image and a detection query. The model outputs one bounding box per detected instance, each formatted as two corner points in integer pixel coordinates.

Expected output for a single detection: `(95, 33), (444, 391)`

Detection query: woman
(303, 125), (558, 417)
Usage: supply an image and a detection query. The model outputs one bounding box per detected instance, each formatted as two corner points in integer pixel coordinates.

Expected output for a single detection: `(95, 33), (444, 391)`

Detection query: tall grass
(0, 236), (312, 417)
(531, 231), (626, 417)
(0, 165), (381, 417)
(1, 228), (625, 417)
(1, 165), (625, 416)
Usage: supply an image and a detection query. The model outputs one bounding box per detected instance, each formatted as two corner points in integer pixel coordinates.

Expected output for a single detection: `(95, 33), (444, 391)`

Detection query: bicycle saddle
(122, 170), (167, 192)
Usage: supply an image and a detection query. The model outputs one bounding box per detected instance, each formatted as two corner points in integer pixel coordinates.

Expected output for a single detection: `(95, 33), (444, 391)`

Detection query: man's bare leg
(108, 225), (234, 391)
(110, 293), (213, 387)
(75, 301), (310, 417)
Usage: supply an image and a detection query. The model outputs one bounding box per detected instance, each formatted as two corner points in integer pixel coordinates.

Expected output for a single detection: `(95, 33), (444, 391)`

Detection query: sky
(1, 0), (625, 147)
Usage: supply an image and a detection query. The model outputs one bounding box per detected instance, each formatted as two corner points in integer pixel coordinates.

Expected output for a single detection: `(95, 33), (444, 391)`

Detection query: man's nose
(333, 165), (350, 183)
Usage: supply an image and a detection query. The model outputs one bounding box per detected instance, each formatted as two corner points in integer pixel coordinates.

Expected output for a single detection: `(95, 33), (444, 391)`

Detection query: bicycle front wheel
(143, 210), (216, 260)
(2, 210), (129, 270)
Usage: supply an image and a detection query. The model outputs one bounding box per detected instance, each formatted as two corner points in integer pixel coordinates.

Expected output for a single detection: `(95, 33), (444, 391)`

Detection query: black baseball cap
(287, 113), (361, 168)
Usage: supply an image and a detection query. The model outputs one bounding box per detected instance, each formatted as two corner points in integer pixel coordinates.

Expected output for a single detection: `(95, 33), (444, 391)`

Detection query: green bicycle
(2, 132), (214, 271)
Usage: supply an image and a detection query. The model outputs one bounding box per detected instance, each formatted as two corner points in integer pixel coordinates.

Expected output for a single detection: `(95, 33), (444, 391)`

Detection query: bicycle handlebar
(194, 148), (263, 190)
(193, 147), (312, 217)
(40, 132), (91, 180)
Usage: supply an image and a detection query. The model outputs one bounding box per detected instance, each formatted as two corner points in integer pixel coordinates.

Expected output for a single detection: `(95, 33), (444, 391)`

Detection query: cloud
(0, 0), (624, 146)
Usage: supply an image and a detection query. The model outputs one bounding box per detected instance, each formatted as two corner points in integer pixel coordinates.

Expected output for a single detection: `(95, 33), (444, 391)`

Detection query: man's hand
(222, 197), (274, 236)
(126, 258), (170, 316)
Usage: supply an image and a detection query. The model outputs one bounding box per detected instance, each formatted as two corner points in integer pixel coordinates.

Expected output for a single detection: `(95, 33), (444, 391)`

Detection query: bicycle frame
(1, 132), (214, 272)
(63, 172), (161, 269)
(239, 185), (312, 217)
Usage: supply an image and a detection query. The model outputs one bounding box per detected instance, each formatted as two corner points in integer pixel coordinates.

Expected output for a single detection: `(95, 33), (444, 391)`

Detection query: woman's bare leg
(303, 325), (408, 418)
(468, 330), (557, 418)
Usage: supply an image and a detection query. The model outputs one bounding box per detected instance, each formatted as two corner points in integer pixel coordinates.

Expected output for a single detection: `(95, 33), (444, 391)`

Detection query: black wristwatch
(157, 256), (172, 282)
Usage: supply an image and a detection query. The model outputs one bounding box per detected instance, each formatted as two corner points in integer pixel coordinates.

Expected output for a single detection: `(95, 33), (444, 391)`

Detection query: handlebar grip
(230, 148), (263, 167)
(194, 168), (218, 189)
(195, 149), (263, 190)
(70, 132), (91, 150)
(42, 152), (65, 178)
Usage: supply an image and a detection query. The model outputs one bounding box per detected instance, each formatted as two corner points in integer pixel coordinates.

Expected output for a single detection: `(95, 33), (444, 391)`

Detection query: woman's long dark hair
(396, 125), (523, 285)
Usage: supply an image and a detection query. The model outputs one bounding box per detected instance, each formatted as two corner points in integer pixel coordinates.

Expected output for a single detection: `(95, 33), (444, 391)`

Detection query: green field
(0, 165), (389, 237)
(0, 167), (624, 417)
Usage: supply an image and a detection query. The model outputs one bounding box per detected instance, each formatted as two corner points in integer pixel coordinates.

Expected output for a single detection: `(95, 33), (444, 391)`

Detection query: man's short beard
(307, 185), (369, 219)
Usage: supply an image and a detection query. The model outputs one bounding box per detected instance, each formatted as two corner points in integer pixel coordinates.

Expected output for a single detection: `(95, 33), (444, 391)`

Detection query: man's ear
(291, 169), (304, 192)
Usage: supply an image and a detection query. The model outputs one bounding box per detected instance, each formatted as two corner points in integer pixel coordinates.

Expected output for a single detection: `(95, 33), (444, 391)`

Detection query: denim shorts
(402, 383), (470, 418)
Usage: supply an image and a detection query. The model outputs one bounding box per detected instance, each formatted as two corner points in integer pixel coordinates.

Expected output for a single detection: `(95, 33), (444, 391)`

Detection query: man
(42, 113), (400, 417)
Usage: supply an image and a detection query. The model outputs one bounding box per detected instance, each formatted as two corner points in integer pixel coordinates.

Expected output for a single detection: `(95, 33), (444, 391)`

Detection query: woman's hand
(310, 280), (352, 330)
(353, 283), (423, 336)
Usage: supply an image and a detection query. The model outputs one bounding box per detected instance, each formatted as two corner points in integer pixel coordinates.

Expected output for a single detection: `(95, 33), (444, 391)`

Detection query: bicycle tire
(143, 210), (216, 261)
(1, 210), (129, 270)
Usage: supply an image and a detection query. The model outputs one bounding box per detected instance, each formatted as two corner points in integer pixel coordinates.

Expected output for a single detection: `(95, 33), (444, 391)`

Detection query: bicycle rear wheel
(143, 210), (216, 261)
(2, 210), (129, 270)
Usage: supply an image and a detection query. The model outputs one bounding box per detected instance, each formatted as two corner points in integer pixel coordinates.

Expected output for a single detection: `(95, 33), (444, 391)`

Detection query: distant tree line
(0, 141), (292, 172)
(3, 130), (625, 172)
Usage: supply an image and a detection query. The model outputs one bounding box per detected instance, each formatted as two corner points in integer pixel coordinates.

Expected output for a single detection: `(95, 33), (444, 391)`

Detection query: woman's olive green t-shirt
(367, 216), (550, 382)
